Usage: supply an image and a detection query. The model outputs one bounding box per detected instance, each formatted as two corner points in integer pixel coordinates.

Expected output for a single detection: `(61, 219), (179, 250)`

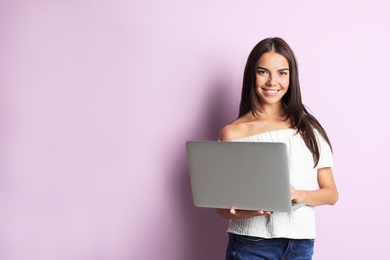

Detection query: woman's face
(255, 51), (290, 106)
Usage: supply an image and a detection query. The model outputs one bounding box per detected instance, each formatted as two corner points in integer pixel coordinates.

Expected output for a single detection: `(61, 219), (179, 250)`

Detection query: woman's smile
(262, 88), (281, 96)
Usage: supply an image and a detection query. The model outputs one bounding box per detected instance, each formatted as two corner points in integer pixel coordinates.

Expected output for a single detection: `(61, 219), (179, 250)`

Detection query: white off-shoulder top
(226, 129), (333, 239)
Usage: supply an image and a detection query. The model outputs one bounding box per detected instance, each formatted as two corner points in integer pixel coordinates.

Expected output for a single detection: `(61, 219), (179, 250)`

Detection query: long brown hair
(239, 37), (332, 167)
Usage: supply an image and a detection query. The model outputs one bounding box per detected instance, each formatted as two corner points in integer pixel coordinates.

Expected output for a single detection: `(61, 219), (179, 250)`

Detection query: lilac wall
(1, 1), (389, 259)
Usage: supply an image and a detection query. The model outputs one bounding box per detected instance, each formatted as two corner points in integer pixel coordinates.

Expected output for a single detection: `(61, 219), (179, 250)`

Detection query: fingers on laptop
(230, 208), (273, 217)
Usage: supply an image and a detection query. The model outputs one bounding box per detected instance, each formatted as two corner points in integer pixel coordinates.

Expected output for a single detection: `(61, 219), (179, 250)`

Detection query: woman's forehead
(257, 52), (289, 69)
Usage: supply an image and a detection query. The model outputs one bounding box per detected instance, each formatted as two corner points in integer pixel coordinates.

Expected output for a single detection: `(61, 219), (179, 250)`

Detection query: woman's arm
(291, 167), (338, 206)
(216, 208), (272, 220)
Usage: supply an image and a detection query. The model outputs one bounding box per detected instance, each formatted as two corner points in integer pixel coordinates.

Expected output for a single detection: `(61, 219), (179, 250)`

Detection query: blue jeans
(226, 233), (314, 260)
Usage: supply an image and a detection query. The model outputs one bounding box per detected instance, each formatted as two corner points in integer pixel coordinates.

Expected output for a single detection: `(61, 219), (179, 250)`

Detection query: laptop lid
(186, 141), (302, 212)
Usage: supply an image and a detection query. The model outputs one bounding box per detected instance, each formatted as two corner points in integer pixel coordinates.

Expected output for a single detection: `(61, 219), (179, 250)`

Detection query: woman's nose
(266, 75), (276, 86)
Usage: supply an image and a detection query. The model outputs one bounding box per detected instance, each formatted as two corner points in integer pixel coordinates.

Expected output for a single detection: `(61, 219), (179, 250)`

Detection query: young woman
(216, 37), (338, 260)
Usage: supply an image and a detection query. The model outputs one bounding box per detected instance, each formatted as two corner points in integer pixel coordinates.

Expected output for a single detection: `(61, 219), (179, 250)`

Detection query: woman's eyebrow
(256, 66), (289, 72)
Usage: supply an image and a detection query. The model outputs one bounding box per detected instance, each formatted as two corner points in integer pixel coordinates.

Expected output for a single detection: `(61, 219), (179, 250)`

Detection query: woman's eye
(279, 71), (288, 76)
(257, 70), (268, 75)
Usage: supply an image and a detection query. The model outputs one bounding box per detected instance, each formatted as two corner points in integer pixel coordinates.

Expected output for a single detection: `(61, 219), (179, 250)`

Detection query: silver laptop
(186, 141), (304, 212)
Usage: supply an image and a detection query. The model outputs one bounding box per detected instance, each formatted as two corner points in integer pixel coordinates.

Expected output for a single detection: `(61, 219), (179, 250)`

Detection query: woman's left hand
(290, 184), (307, 204)
(290, 168), (338, 206)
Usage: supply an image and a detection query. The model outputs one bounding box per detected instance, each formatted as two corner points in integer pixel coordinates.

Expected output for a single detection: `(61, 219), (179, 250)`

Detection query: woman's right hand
(216, 208), (273, 220)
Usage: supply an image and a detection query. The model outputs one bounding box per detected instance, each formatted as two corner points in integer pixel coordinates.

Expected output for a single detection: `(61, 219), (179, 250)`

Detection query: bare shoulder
(219, 112), (292, 141)
(219, 123), (241, 141)
(219, 116), (252, 141)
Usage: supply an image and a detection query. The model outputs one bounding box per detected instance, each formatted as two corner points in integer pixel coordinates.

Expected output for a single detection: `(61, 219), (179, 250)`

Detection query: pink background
(1, 1), (389, 259)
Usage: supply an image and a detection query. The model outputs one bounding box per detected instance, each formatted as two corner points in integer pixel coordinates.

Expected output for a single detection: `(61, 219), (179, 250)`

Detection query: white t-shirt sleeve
(315, 129), (333, 169)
